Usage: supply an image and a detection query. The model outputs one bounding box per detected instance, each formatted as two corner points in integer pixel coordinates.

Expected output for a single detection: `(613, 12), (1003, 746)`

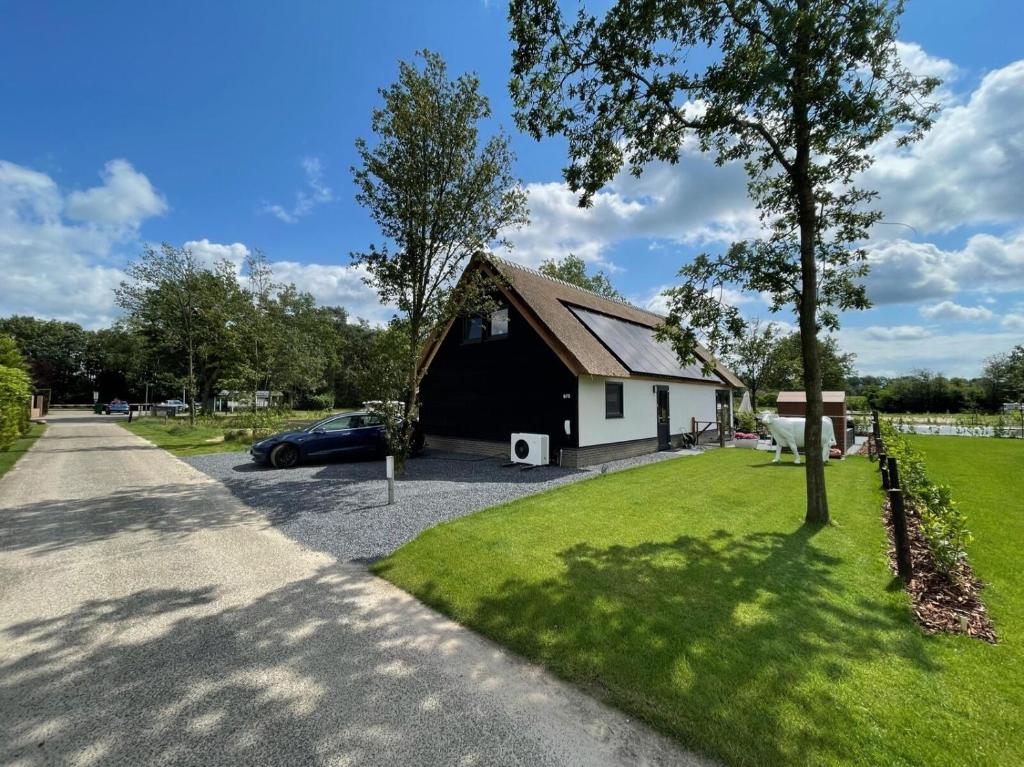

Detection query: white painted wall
(577, 375), (722, 447)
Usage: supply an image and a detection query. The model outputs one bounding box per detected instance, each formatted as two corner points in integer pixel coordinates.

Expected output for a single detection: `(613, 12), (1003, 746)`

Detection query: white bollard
(386, 455), (395, 505)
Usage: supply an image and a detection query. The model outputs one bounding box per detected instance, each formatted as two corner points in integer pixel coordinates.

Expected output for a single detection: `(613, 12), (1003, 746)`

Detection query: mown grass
(120, 418), (254, 458)
(0, 423), (47, 480)
(374, 449), (1021, 767)
(909, 435), (1024, 648)
(120, 409), (354, 458)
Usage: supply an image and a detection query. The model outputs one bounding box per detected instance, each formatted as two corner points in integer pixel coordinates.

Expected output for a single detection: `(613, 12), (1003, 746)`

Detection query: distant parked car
(160, 399), (189, 414)
(105, 399), (129, 415)
(250, 411), (423, 468)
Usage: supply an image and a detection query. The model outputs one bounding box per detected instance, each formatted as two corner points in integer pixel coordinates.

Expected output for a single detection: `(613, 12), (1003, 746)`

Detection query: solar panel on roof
(568, 306), (720, 382)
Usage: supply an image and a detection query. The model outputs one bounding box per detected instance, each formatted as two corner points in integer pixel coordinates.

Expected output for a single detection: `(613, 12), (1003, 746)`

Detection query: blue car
(250, 411), (422, 468)
(105, 400), (129, 415)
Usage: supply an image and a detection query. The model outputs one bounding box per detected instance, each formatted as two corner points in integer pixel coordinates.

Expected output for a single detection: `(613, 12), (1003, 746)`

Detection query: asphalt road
(0, 412), (708, 767)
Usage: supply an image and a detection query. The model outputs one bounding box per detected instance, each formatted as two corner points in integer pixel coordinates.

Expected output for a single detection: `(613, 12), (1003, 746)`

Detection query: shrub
(0, 365), (32, 450)
(736, 410), (757, 434)
(880, 422), (972, 574)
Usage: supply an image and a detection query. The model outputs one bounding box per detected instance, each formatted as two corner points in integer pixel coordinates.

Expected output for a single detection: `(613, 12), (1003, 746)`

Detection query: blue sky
(2, 0), (1022, 377)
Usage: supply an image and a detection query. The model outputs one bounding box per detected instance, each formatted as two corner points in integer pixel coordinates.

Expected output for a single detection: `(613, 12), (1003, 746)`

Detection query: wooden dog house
(776, 390), (850, 453)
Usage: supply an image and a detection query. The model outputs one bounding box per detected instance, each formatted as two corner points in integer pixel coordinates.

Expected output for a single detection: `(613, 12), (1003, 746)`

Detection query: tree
(0, 335), (28, 372)
(0, 316), (91, 402)
(510, 0), (938, 523)
(726, 319), (782, 408)
(984, 345), (1024, 405)
(538, 253), (623, 298)
(83, 323), (152, 402)
(352, 50), (528, 464)
(766, 332), (855, 392)
(116, 244), (243, 424)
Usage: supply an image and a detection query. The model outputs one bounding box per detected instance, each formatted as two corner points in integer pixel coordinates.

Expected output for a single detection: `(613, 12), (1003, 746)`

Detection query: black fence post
(880, 451), (889, 490)
(887, 456), (901, 492)
(889, 487), (913, 582)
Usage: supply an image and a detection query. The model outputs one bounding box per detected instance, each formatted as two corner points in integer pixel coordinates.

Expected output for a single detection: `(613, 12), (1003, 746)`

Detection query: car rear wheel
(270, 443), (299, 469)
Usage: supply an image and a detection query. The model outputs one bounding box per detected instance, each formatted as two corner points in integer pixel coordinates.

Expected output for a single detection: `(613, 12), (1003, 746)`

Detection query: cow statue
(761, 413), (837, 465)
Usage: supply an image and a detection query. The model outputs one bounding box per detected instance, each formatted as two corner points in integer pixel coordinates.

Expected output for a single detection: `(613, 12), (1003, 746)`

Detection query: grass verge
(120, 418), (252, 458)
(0, 423), (47, 480)
(374, 449), (1020, 767)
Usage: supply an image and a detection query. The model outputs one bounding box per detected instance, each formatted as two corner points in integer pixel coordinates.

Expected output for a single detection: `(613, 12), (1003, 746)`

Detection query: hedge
(0, 365), (32, 451)
(879, 421), (972, 574)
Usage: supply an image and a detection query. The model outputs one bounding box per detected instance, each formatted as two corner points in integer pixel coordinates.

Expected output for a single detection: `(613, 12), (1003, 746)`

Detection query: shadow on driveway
(0, 565), (594, 766)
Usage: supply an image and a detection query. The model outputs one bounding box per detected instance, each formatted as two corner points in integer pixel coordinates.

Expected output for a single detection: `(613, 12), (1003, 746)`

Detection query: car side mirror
(312, 428), (325, 434)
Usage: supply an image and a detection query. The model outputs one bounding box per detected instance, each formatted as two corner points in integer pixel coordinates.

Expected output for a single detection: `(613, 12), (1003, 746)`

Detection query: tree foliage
(0, 316), (90, 402)
(0, 339), (31, 449)
(538, 253), (622, 298)
(725, 319), (782, 407)
(352, 50), (528, 462)
(765, 332), (855, 392)
(116, 244), (242, 424)
(509, 0), (939, 523)
(984, 345), (1024, 404)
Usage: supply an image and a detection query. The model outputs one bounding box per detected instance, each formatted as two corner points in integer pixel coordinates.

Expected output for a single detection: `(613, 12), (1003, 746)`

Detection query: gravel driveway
(1, 412), (707, 766)
(186, 447), (697, 562)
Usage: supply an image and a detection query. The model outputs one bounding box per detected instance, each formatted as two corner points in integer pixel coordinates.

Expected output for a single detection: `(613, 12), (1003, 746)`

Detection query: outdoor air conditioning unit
(511, 433), (550, 466)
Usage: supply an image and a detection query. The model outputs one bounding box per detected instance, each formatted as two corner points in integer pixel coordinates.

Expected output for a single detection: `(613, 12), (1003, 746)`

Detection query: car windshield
(306, 414), (356, 432)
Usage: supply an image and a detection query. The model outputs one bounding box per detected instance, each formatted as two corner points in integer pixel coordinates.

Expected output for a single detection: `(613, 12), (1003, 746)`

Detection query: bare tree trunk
(796, 178), (829, 524)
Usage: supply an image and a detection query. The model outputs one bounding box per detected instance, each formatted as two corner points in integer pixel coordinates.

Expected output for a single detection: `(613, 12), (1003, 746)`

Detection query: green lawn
(120, 409), (355, 457)
(0, 423), (47, 480)
(374, 449), (1022, 767)
(120, 418), (251, 457)
(908, 436), (1024, 652)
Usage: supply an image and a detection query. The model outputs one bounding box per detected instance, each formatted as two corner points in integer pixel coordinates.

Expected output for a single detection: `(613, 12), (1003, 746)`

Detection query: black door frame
(655, 385), (671, 450)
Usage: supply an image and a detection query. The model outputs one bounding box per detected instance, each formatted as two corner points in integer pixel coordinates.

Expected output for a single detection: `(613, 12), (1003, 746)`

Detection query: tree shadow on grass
(396, 524), (937, 766)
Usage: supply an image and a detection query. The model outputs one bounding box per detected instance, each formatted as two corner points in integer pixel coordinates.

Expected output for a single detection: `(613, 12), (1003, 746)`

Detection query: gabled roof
(423, 254), (743, 388)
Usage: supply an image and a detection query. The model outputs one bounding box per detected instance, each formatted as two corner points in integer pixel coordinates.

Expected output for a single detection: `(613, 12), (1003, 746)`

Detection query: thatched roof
(423, 254), (743, 388)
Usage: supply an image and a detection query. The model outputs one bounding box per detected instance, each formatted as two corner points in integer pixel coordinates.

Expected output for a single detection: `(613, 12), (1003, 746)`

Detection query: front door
(656, 386), (671, 450)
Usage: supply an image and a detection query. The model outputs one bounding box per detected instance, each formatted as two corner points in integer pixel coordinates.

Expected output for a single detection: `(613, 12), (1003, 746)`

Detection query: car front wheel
(270, 443), (299, 469)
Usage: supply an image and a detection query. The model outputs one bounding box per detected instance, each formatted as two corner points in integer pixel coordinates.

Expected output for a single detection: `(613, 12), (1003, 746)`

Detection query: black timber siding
(419, 301), (578, 455)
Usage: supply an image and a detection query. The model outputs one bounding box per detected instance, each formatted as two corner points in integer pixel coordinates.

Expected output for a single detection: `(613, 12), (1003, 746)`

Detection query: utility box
(776, 391), (850, 453)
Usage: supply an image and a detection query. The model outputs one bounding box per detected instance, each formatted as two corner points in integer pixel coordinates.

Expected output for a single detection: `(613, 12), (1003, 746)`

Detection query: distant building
(215, 390), (282, 412)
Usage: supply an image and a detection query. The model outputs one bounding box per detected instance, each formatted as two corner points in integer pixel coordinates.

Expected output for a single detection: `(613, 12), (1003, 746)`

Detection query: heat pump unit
(511, 433), (549, 466)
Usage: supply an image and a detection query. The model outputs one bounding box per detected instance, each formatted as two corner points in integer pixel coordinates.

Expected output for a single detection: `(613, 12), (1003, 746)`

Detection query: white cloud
(262, 156), (334, 223)
(862, 325), (933, 341)
(920, 300), (993, 321)
(184, 239), (250, 273)
(269, 260), (391, 324)
(861, 231), (1024, 305)
(1002, 313), (1024, 330)
(65, 158), (167, 226)
(866, 60), (1024, 236)
(841, 326), (1021, 377)
(0, 158), (167, 328)
(894, 41), (960, 104)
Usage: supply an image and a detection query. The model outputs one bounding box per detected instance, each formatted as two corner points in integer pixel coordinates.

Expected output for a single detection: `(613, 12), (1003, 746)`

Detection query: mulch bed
(882, 498), (997, 643)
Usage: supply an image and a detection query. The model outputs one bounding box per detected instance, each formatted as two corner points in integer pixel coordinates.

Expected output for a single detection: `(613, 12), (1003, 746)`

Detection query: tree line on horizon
(0, 249), (384, 416)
